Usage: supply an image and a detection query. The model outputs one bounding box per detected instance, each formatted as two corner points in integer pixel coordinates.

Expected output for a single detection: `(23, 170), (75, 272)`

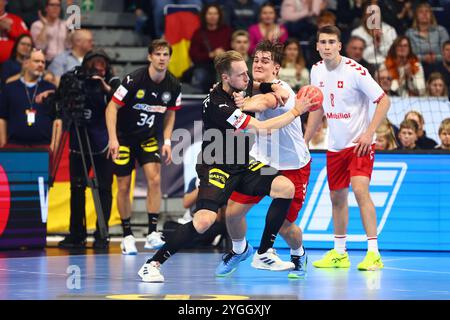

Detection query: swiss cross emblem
(337, 81), (344, 88)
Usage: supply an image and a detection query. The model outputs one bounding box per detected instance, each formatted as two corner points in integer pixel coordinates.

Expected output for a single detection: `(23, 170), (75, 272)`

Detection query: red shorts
(229, 161), (311, 223)
(326, 144), (375, 191)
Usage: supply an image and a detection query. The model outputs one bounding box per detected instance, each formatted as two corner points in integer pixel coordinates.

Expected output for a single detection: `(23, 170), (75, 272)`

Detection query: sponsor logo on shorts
(208, 168), (230, 189)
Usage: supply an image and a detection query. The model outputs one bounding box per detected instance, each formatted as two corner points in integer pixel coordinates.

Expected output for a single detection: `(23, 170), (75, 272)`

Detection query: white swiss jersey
(310, 57), (385, 151)
(249, 80), (310, 170)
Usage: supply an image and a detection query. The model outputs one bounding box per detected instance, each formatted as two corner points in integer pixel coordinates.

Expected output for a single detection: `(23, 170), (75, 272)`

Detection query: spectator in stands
(0, 0), (29, 64)
(351, 4), (397, 67)
(231, 30), (252, 72)
(404, 110), (438, 149)
(189, 3), (232, 92)
(406, 2), (449, 76)
(426, 72), (449, 98)
(0, 49), (61, 151)
(308, 115), (328, 150)
(345, 35), (375, 76)
(384, 36), (426, 97)
(430, 40), (450, 96)
(306, 10), (336, 68)
(280, 0), (327, 41)
(4, 0), (41, 28)
(31, 0), (69, 64)
(398, 119), (420, 150)
(248, 2), (288, 55)
(374, 66), (399, 97)
(279, 38), (309, 91)
(378, 0), (415, 35)
(150, 0), (203, 39)
(375, 119), (398, 151)
(48, 29), (94, 86)
(134, 0), (154, 39)
(225, 0), (259, 31)
(0, 34), (33, 88)
(435, 118), (450, 150)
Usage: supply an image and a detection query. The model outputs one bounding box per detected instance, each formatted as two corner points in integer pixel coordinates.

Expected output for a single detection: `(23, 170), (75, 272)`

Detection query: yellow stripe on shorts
(113, 146), (130, 165)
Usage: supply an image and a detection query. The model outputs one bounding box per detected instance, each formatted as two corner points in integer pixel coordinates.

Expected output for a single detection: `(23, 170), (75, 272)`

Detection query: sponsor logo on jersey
(132, 104), (167, 113)
(326, 112), (351, 119)
(227, 109), (247, 128)
(113, 85), (128, 101)
(162, 92), (171, 104)
(136, 89), (146, 99)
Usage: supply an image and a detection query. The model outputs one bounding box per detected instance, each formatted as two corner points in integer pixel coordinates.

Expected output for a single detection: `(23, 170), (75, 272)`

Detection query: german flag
(47, 139), (124, 233)
(165, 7), (201, 78)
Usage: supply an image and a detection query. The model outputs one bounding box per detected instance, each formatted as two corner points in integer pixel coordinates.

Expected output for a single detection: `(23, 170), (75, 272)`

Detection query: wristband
(259, 82), (274, 93)
(164, 139), (171, 146)
(290, 109), (300, 118)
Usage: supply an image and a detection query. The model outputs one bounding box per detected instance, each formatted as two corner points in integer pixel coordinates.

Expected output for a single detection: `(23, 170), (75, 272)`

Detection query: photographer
(58, 49), (120, 249)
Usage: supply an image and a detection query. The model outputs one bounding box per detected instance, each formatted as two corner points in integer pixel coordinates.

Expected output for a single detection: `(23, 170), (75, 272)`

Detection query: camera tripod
(50, 117), (108, 240)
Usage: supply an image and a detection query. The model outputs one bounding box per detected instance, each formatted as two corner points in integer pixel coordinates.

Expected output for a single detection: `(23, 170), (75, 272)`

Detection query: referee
(106, 39), (181, 254)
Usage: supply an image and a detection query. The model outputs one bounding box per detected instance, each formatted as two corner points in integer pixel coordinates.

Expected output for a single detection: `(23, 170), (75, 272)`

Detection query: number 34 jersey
(111, 66), (182, 140)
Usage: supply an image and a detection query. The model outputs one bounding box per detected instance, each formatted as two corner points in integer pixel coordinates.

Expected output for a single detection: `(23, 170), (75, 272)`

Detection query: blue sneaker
(215, 243), (254, 277)
(288, 250), (307, 279)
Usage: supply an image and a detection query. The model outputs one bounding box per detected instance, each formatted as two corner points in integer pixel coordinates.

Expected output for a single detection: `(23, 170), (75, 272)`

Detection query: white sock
(367, 237), (379, 254)
(291, 246), (305, 257)
(334, 235), (347, 254)
(232, 238), (247, 254)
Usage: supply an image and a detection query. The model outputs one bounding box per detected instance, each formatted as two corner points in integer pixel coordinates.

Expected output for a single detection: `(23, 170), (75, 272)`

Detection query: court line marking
(384, 267), (450, 275)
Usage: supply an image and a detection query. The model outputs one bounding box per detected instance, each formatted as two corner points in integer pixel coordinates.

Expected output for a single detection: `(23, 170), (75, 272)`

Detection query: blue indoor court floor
(0, 246), (449, 300)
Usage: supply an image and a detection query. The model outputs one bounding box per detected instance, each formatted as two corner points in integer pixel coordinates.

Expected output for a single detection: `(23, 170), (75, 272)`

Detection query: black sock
(258, 198), (292, 254)
(147, 221), (200, 265)
(148, 212), (158, 234)
(121, 218), (133, 237)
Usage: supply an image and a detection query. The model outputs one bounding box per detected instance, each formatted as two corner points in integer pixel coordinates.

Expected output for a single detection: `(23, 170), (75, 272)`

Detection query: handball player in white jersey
(215, 40), (320, 278)
(309, 26), (391, 270)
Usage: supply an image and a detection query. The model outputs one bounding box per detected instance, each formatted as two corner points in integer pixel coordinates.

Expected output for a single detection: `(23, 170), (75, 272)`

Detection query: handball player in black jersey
(106, 40), (181, 255)
(137, 50), (316, 282)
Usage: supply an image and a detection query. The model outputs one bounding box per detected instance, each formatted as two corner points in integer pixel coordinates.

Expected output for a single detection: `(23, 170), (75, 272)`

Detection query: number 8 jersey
(111, 66), (182, 140)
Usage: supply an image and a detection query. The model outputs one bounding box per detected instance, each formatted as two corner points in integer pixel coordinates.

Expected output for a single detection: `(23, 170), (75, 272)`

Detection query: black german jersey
(111, 66), (181, 140)
(201, 84), (254, 171)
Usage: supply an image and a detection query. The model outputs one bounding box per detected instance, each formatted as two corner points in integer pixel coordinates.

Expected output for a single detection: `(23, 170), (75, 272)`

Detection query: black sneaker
(58, 235), (87, 249)
(93, 237), (109, 250)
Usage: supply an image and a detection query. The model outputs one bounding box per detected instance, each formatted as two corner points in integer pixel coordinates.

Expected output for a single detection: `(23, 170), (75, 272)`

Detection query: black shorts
(194, 160), (281, 213)
(112, 135), (161, 177)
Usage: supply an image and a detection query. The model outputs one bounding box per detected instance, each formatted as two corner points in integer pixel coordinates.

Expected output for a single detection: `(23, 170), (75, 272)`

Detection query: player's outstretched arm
(304, 107), (325, 146)
(237, 93), (278, 113)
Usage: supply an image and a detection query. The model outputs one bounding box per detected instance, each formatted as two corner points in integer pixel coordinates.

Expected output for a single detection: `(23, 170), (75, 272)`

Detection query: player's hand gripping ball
(297, 85), (323, 112)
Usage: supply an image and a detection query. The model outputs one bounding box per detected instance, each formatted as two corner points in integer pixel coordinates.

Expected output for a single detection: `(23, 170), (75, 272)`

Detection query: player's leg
(313, 149), (352, 268)
(112, 143), (137, 255)
(142, 162), (165, 249)
(240, 164), (296, 271)
(215, 198), (255, 277)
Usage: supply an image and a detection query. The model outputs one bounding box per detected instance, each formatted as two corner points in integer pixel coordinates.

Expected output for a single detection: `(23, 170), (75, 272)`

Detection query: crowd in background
(1, 0), (450, 152)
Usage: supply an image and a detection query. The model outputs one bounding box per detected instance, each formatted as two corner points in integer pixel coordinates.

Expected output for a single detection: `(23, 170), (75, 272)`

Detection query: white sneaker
(138, 261), (164, 282)
(120, 235), (138, 255)
(144, 231), (165, 250)
(177, 210), (193, 224)
(251, 248), (295, 271)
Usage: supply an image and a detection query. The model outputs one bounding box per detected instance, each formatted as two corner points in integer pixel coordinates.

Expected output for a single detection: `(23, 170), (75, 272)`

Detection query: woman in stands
(384, 36), (426, 97)
(426, 72), (449, 98)
(279, 38), (309, 92)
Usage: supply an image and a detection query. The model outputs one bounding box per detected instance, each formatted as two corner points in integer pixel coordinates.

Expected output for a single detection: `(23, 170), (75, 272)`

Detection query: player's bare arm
(162, 110), (176, 165)
(353, 94), (391, 157)
(304, 108), (325, 145)
(236, 92), (279, 112)
(105, 100), (121, 159)
(253, 81), (290, 105)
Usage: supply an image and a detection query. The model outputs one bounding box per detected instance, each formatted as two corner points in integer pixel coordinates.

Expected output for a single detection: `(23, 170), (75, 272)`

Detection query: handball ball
(297, 85), (323, 112)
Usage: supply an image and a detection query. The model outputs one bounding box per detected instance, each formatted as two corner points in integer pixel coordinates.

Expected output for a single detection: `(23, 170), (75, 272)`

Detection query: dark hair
(10, 34), (34, 61)
(317, 25), (341, 42)
(254, 40), (284, 65)
(443, 40), (450, 50)
(214, 50), (244, 75)
(148, 39), (172, 55)
(281, 38), (305, 69)
(200, 3), (224, 29)
(258, 2), (277, 21)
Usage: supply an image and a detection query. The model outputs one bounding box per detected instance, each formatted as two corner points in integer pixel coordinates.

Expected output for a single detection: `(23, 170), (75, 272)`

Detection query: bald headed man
(48, 29), (94, 86)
